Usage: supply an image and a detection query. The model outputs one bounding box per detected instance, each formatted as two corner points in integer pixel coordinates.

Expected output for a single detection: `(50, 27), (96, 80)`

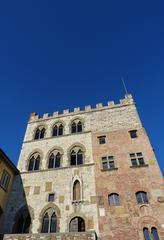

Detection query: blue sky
(0, 1), (164, 175)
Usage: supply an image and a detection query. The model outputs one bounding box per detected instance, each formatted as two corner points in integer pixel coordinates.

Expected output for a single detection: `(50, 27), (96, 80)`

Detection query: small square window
(98, 136), (106, 144)
(129, 130), (137, 139)
(48, 193), (55, 202)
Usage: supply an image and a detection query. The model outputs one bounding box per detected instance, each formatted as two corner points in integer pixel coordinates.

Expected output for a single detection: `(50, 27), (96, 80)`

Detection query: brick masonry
(1, 94), (164, 240)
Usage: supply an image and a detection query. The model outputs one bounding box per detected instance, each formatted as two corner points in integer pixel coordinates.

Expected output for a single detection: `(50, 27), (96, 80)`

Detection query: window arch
(70, 146), (84, 166)
(143, 228), (151, 240)
(151, 227), (160, 240)
(48, 151), (61, 169)
(41, 209), (57, 233)
(143, 227), (160, 240)
(52, 123), (64, 137)
(71, 119), (83, 134)
(108, 193), (120, 206)
(28, 153), (40, 171)
(34, 126), (46, 140)
(69, 217), (85, 232)
(136, 191), (148, 204)
(73, 180), (81, 201)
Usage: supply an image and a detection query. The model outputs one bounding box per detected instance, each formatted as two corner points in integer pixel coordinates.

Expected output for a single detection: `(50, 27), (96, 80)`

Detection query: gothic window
(69, 217), (85, 232)
(41, 209), (57, 233)
(52, 123), (64, 137)
(28, 153), (40, 171)
(34, 127), (46, 140)
(151, 227), (160, 240)
(143, 227), (160, 240)
(143, 228), (151, 240)
(108, 193), (120, 206)
(71, 120), (83, 133)
(70, 147), (84, 166)
(73, 180), (81, 201)
(129, 152), (145, 166)
(102, 156), (115, 170)
(13, 208), (31, 234)
(48, 152), (61, 169)
(136, 191), (148, 204)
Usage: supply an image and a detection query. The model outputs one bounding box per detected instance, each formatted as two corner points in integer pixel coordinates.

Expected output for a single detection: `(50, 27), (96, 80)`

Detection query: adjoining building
(1, 94), (164, 240)
(0, 149), (19, 223)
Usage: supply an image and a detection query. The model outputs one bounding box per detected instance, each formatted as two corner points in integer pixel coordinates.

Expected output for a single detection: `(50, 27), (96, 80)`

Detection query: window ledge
(130, 164), (149, 169)
(101, 167), (118, 172)
(72, 200), (84, 204)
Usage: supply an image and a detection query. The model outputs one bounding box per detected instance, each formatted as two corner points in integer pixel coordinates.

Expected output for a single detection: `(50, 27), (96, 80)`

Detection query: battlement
(29, 94), (134, 122)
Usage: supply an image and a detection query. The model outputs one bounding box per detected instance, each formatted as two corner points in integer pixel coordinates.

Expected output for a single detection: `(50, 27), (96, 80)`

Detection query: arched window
(151, 227), (160, 240)
(108, 193), (120, 206)
(28, 153), (40, 171)
(70, 147), (84, 166)
(73, 180), (81, 201)
(143, 228), (151, 240)
(34, 127), (46, 140)
(69, 217), (85, 232)
(52, 123), (64, 137)
(13, 208), (31, 234)
(41, 209), (57, 233)
(136, 191), (148, 204)
(48, 152), (61, 169)
(71, 120), (83, 133)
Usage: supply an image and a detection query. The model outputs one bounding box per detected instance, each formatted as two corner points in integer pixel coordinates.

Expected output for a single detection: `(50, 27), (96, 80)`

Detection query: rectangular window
(98, 136), (106, 144)
(102, 156), (115, 170)
(0, 170), (11, 191)
(129, 130), (138, 139)
(129, 152), (145, 166)
(48, 193), (55, 202)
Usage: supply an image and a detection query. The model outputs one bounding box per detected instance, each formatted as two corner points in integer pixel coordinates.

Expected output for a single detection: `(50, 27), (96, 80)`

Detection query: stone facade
(1, 94), (164, 240)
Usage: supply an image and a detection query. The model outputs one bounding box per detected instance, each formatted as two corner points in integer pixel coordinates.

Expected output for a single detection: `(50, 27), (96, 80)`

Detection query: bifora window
(108, 193), (120, 206)
(71, 120), (83, 133)
(52, 124), (64, 137)
(70, 147), (84, 166)
(129, 152), (145, 166)
(143, 227), (160, 240)
(102, 156), (115, 170)
(0, 170), (11, 191)
(136, 191), (149, 204)
(41, 209), (57, 233)
(48, 152), (61, 169)
(28, 153), (40, 171)
(34, 127), (45, 140)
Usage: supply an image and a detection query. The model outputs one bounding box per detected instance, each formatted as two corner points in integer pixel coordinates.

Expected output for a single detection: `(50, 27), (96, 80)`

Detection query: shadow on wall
(0, 174), (32, 237)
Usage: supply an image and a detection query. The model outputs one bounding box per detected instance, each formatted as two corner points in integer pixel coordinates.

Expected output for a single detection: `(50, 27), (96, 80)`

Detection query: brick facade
(1, 94), (164, 240)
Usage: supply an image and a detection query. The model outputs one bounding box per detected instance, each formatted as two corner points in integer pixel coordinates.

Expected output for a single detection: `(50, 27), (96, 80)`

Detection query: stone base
(3, 231), (97, 240)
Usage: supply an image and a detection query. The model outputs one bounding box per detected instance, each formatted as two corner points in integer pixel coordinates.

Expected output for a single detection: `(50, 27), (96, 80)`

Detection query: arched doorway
(13, 208), (31, 233)
(69, 217), (85, 232)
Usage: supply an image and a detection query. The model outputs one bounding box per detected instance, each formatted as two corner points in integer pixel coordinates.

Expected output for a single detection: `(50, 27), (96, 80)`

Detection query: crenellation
(96, 103), (103, 108)
(28, 95), (135, 123)
(74, 107), (80, 112)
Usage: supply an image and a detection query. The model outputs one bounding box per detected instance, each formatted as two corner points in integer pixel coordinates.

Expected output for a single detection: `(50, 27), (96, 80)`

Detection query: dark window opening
(136, 191), (148, 204)
(48, 193), (55, 202)
(108, 193), (120, 206)
(98, 136), (106, 144)
(69, 217), (85, 232)
(129, 130), (138, 139)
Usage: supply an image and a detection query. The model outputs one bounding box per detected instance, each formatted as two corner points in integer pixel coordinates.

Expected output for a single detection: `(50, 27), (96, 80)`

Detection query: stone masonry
(1, 94), (164, 240)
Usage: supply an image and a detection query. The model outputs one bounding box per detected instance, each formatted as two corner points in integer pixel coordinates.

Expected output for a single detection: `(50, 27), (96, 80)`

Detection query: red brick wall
(92, 128), (164, 240)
